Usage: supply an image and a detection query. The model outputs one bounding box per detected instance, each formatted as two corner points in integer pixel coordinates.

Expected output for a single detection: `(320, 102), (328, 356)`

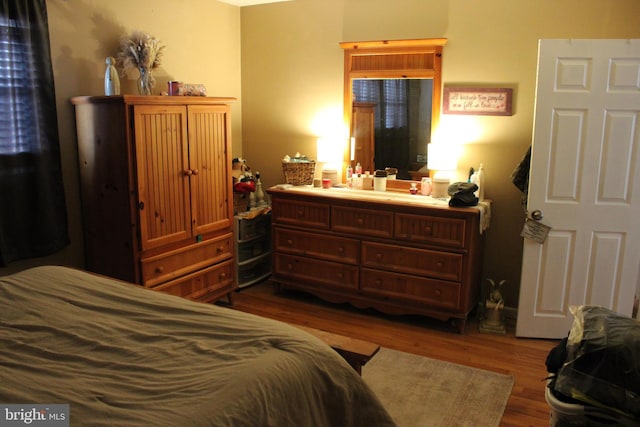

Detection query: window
(352, 79), (408, 129)
(0, 15), (44, 154)
(0, 0), (69, 266)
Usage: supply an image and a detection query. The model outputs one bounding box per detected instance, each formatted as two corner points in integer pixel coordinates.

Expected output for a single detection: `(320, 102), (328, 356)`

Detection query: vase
(104, 57), (120, 96)
(137, 67), (153, 95)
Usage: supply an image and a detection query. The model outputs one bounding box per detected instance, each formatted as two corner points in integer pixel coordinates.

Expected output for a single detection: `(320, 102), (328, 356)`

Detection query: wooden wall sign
(443, 87), (513, 116)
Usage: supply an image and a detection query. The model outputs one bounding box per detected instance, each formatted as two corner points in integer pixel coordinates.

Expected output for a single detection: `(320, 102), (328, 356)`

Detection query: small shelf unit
(234, 213), (272, 288)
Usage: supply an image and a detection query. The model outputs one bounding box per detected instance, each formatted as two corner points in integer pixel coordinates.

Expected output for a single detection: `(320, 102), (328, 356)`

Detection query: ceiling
(217, 0), (292, 6)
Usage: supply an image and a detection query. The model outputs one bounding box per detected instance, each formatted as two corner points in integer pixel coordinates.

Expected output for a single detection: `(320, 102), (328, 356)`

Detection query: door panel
(188, 105), (232, 236)
(134, 105), (191, 251)
(516, 39), (640, 338)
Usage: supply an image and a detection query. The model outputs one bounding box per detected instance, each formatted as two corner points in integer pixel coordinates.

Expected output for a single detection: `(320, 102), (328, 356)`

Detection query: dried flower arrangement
(117, 30), (164, 72)
(116, 31), (165, 94)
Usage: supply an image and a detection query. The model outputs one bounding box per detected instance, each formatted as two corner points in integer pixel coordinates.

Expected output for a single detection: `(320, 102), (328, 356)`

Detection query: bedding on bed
(0, 266), (395, 427)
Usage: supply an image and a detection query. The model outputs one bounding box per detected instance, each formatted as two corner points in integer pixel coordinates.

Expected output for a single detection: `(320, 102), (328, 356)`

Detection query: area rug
(363, 348), (514, 427)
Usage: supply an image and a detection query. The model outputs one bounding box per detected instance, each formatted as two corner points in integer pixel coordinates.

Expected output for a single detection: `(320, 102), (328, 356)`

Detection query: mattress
(0, 266), (395, 426)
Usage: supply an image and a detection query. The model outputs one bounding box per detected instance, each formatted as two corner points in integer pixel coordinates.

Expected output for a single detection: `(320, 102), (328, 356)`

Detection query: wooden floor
(230, 279), (559, 427)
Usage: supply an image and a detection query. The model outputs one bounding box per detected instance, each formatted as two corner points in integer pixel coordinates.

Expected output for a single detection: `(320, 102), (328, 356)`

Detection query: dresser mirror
(340, 39), (447, 180)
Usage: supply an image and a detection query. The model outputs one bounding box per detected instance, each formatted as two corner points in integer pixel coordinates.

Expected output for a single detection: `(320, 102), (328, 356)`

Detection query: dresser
(71, 95), (236, 303)
(267, 186), (488, 333)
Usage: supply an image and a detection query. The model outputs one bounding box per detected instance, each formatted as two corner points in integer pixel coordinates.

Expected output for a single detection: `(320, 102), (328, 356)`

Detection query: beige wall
(4, 0), (640, 310)
(240, 0), (640, 307)
(1, 0), (242, 275)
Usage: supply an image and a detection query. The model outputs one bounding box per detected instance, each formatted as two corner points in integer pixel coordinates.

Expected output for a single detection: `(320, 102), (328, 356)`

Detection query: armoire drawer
(361, 241), (463, 282)
(273, 253), (358, 290)
(395, 213), (466, 248)
(274, 227), (359, 264)
(360, 268), (460, 310)
(331, 205), (393, 238)
(141, 234), (233, 287)
(152, 260), (235, 302)
(272, 199), (330, 229)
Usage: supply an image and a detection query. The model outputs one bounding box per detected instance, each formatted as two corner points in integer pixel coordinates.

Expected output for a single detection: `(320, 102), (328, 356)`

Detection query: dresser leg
(272, 280), (283, 293)
(452, 318), (466, 334)
(226, 291), (235, 306)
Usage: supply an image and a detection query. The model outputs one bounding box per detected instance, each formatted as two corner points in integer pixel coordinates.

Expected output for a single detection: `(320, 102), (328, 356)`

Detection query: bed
(0, 266), (395, 426)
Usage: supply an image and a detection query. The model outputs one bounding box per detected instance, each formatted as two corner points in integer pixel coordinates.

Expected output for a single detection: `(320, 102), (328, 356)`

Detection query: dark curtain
(0, 0), (69, 266)
(352, 79), (411, 178)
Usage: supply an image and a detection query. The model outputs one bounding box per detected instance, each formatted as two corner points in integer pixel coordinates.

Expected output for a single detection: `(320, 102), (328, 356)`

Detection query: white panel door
(516, 39), (640, 338)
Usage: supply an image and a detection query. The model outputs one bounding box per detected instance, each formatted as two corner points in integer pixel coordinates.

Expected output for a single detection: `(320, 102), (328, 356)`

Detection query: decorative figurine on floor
(479, 278), (507, 335)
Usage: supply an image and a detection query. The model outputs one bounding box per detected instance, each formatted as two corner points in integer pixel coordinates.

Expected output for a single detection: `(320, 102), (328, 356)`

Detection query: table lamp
(427, 142), (457, 198)
(317, 138), (342, 186)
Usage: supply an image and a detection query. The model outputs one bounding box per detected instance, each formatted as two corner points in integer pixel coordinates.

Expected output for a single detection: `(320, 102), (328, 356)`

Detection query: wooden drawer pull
(337, 272), (344, 279)
(436, 261), (443, 269)
(434, 289), (442, 297)
(286, 263), (293, 271)
(374, 279), (382, 286)
(286, 239), (293, 246)
(155, 266), (164, 274)
(219, 272), (227, 279)
(356, 217), (364, 225)
(338, 246), (344, 253)
(296, 209), (304, 217)
(424, 226), (432, 234)
(217, 245), (225, 253)
(375, 253), (383, 260)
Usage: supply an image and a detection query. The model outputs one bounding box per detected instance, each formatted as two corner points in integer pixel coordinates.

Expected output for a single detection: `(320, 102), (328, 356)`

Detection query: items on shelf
(233, 158), (271, 215)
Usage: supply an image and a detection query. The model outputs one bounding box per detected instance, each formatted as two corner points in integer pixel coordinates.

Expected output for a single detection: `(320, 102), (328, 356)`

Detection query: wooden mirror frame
(340, 38), (448, 182)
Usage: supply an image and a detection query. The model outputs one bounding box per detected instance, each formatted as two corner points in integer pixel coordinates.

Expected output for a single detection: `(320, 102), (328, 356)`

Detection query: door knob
(531, 209), (544, 221)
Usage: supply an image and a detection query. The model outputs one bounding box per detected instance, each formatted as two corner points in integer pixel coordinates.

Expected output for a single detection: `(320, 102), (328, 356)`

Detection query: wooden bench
(294, 325), (380, 375)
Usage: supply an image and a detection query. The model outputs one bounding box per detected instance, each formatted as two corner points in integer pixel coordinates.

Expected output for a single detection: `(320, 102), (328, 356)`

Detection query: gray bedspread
(0, 266), (395, 427)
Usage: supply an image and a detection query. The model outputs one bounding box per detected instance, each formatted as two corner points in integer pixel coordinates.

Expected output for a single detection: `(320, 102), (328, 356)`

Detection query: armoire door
(134, 105), (192, 251)
(352, 102), (376, 173)
(516, 39), (640, 338)
(187, 104), (233, 237)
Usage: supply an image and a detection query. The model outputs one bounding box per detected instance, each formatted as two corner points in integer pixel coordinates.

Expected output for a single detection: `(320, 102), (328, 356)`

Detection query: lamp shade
(316, 138), (342, 163)
(427, 142), (457, 172)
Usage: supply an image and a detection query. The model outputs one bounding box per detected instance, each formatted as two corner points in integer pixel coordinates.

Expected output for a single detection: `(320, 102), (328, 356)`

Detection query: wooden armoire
(71, 95), (237, 303)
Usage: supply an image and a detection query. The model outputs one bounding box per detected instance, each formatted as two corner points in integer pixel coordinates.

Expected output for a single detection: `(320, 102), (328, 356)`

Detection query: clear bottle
(476, 163), (485, 201)
(104, 57), (120, 96)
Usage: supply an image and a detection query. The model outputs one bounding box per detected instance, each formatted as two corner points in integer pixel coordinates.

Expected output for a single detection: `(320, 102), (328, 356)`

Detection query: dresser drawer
(361, 241), (462, 282)
(274, 227), (359, 264)
(152, 260), (235, 301)
(395, 213), (467, 248)
(272, 199), (330, 229)
(331, 206), (393, 238)
(141, 233), (233, 287)
(361, 268), (460, 310)
(273, 253), (358, 290)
